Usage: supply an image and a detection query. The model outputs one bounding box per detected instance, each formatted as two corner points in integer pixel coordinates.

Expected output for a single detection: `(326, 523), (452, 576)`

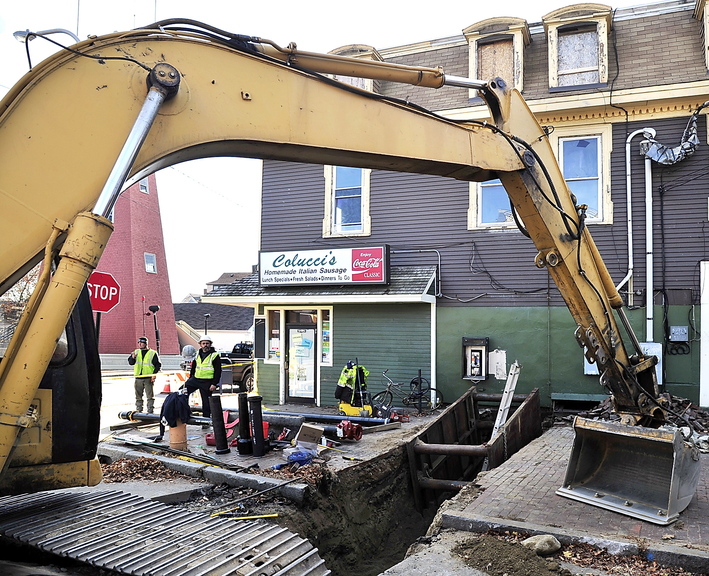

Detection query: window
(559, 136), (601, 219)
(552, 125), (612, 223)
(139, 178), (150, 194)
(557, 26), (599, 86)
(264, 307), (332, 365)
(323, 166), (371, 237)
(468, 179), (517, 229)
(267, 309), (281, 362)
(469, 124), (612, 228)
(543, 5), (611, 90)
(464, 18), (530, 97)
(320, 309), (332, 366)
(144, 253), (157, 274)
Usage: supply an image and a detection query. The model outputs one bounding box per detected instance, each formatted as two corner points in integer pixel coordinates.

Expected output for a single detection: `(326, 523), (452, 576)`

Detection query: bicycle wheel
(371, 390), (393, 416)
(411, 388), (444, 413)
(409, 376), (431, 394)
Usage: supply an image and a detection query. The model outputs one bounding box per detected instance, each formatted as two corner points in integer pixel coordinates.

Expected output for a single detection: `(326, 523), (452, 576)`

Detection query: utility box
(669, 326), (689, 342)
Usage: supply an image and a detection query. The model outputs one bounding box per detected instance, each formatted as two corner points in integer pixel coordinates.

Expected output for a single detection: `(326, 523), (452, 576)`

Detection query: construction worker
(128, 336), (161, 413)
(185, 335), (222, 424)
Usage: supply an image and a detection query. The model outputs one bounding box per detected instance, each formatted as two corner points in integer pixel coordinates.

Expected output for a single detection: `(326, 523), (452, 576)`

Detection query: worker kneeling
(184, 335), (222, 424)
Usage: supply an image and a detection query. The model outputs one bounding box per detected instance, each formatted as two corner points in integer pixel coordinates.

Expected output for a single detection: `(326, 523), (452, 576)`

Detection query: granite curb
(97, 442), (310, 504)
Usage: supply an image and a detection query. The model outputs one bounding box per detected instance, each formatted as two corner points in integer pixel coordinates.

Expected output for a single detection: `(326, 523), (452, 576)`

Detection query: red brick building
(95, 175), (180, 354)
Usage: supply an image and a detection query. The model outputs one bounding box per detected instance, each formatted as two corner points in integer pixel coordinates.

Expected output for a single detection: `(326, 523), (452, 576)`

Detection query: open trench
(250, 445), (442, 576)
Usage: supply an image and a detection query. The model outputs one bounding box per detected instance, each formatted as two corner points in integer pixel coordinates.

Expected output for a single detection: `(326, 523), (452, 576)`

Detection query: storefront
(204, 249), (437, 406)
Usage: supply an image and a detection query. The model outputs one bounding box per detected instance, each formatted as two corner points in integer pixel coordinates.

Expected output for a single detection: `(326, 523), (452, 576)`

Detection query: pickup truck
(219, 342), (254, 393)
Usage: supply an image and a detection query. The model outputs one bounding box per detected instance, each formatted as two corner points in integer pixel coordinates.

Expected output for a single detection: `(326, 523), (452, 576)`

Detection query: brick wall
(96, 174), (180, 355)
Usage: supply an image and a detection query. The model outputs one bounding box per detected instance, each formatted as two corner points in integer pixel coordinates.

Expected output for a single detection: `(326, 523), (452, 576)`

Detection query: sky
(0, 0), (648, 301)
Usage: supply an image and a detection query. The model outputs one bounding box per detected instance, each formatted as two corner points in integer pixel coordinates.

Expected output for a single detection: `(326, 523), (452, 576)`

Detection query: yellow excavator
(0, 20), (700, 525)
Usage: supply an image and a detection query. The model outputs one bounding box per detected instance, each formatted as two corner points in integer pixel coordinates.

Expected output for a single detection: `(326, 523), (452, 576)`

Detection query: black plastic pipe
(209, 396), (230, 454)
(248, 395), (265, 457)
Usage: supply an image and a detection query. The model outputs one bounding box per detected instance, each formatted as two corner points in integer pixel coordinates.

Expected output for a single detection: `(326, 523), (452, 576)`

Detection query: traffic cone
(161, 375), (172, 394)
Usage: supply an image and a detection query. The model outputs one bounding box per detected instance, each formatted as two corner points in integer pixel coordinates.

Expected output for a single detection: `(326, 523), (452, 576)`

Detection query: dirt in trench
(173, 445), (438, 576)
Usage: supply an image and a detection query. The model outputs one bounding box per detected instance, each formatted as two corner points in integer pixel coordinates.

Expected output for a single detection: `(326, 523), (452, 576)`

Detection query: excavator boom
(0, 21), (699, 521)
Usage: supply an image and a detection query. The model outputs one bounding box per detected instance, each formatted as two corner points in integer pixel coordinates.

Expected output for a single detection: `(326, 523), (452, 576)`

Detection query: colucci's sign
(259, 246), (389, 286)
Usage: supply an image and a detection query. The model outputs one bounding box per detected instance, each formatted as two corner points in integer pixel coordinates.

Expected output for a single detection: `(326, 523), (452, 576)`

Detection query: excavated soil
(173, 444), (438, 576)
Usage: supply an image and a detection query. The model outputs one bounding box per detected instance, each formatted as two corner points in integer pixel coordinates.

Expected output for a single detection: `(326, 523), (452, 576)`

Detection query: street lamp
(148, 305), (160, 353)
(13, 29), (80, 44)
(204, 313), (211, 335)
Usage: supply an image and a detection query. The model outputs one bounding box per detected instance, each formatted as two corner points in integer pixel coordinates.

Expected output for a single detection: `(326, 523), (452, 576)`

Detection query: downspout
(644, 144), (655, 342)
(618, 128), (656, 308)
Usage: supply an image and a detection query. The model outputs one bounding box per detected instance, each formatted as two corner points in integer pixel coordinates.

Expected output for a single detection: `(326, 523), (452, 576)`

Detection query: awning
(202, 265), (437, 305)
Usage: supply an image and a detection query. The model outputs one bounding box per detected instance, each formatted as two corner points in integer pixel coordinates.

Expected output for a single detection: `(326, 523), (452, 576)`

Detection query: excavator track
(0, 490), (331, 575)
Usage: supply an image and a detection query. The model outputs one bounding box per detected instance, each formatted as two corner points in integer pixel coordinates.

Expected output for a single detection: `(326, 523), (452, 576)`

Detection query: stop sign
(88, 271), (121, 313)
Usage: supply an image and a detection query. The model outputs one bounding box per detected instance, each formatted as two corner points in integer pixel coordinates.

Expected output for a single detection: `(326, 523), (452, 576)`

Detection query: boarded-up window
(478, 39), (514, 84)
(558, 26), (599, 86)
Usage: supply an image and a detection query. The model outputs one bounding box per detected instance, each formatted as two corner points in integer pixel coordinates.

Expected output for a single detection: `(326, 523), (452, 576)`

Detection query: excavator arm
(0, 21), (696, 521)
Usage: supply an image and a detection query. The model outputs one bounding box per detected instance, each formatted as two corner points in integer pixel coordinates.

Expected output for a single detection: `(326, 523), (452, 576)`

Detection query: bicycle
(371, 369), (444, 415)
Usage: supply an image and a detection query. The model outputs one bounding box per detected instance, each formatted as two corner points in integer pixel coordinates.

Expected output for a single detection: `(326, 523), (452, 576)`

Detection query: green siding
(254, 362), (281, 404)
(321, 303), (432, 403)
(255, 303), (700, 408)
(436, 305), (701, 407)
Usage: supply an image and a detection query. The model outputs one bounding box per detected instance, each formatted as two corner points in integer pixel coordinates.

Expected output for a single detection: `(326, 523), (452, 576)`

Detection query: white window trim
(549, 124), (613, 224)
(467, 180), (520, 231)
(543, 5), (611, 89)
(468, 123), (613, 229)
(144, 252), (157, 274)
(464, 17), (530, 98)
(318, 307), (333, 367)
(322, 166), (372, 238)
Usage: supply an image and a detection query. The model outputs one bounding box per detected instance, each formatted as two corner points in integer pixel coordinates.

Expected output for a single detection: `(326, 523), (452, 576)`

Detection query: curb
(97, 443), (310, 504)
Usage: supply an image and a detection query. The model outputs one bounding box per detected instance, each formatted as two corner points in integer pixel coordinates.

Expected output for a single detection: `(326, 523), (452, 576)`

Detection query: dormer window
(464, 18), (530, 97)
(543, 4), (612, 91)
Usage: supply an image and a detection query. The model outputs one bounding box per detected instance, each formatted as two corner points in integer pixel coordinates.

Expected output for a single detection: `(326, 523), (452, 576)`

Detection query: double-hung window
(559, 136), (602, 219)
(551, 124), (612, 223)
(469, 125), (612, 229)
(323, 166), (371, 237)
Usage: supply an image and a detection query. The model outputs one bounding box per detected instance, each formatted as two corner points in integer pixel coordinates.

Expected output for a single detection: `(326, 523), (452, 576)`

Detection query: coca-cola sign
(260, 246), (389, 286)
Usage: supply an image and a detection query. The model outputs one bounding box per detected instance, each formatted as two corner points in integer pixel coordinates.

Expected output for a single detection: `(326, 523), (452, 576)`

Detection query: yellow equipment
(0, 20), (699, 523)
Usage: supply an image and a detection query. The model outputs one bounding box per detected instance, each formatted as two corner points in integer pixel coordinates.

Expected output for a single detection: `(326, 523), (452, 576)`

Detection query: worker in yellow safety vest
(185, 334), (222, 424)
(127, 336), (161, 413)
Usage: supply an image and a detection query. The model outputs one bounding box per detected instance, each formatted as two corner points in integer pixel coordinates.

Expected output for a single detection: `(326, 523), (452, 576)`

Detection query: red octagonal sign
(88, 271), (121, 313)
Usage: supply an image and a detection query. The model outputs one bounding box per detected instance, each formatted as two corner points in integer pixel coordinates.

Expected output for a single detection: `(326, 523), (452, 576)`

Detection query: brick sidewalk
(440, 424), (709, 571)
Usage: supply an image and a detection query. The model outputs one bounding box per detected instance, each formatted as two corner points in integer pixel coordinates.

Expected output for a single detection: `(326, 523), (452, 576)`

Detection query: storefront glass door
(286, 325), (316, 403)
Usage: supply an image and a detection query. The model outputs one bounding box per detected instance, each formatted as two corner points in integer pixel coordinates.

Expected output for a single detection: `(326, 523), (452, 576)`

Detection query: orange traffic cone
(161, 375), (172, 394)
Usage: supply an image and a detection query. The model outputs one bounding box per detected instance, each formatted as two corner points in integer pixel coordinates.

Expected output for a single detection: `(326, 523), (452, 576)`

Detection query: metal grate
(0, 490), (330, 576)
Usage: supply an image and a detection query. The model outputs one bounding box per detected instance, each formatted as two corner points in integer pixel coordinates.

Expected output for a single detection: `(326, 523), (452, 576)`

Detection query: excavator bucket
(556, 417), (701, 525)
